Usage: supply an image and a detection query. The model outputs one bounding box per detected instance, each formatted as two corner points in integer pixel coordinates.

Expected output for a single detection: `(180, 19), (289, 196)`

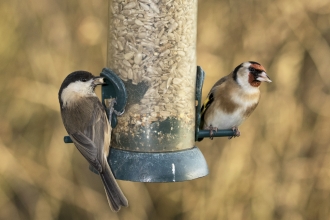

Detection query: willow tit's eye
(81, 78), (87, 82)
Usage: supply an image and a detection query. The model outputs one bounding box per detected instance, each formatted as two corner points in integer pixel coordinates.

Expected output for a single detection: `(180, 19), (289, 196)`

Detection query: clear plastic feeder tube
(108, 0), (197, 152)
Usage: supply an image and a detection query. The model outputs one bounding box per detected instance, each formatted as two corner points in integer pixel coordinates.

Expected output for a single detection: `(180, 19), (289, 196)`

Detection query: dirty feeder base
(89, 146), (209, 182)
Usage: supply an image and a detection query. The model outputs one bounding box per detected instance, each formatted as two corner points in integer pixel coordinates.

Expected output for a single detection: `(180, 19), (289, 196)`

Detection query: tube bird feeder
(106, 0), (208, 182)
(108, 0), (197, 153)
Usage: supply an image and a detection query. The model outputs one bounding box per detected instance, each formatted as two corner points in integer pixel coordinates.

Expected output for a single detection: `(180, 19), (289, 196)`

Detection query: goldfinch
(199, 61), (271, 140)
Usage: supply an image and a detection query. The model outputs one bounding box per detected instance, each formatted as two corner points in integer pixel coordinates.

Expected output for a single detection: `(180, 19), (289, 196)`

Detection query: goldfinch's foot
(206, 125), (218, 140)
(228, 127), (240, 139)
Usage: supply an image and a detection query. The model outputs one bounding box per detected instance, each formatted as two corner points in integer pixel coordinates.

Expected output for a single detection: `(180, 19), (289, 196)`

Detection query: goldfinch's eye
(249, 67), (256, 72)
(81, 78), (87, 82)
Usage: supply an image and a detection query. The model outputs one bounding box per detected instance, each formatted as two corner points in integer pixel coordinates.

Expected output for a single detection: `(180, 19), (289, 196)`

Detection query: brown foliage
(1, 0), (330, 219)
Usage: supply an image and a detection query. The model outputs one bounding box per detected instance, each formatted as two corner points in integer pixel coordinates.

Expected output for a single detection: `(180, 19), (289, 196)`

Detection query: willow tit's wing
(70, 131), (101, 169)
(69, 100), (128, 211)
(68, 100), (107, 170)
(70, 128), (128, 212)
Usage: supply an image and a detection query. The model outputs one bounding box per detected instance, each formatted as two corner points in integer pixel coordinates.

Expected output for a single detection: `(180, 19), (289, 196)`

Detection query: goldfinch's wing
(201, 75), (229, 120)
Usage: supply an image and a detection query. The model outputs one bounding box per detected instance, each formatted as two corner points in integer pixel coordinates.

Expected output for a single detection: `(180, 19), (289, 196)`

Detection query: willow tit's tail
(100, 161), (128, 212)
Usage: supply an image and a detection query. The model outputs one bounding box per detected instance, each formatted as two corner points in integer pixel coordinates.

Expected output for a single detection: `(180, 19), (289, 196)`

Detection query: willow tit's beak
(92, 77), (105, 86)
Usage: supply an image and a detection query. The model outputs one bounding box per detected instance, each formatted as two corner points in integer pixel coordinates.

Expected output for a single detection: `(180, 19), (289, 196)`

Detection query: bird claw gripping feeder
(64, 0), (235, 182)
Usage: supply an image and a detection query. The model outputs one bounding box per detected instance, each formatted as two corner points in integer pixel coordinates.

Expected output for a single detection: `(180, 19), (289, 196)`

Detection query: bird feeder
(64, 0), (236, 182)
(107, 0), (207, 182)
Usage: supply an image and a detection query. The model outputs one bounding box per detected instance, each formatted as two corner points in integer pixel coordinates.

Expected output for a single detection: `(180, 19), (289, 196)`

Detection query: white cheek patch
(236, 63), (251, 88)
(236, 73), (250, 88)
(61, 88), (80, 107)
(236, 68), (260, 94)
(61, 80), (96, 107)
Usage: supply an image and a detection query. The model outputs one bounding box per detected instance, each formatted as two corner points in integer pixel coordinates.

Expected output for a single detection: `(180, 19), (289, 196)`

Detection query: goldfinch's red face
(248, 62), (271, 87)
(235, 61), (271, 89)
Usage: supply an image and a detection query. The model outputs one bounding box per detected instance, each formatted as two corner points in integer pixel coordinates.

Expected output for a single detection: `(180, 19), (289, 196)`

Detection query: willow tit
(58, 71), (128, 212)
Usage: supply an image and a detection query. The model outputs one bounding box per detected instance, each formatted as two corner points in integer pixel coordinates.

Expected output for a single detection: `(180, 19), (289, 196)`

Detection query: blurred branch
(275, 0), (330, 88)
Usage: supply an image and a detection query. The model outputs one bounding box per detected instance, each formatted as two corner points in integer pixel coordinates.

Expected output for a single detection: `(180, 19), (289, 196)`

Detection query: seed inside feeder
(108, 0), (197, 152)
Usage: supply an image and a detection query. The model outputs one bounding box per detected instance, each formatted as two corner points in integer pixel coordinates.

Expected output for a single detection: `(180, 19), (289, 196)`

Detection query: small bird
(58, 71), (128, 211)
(199, 61), (271, 140)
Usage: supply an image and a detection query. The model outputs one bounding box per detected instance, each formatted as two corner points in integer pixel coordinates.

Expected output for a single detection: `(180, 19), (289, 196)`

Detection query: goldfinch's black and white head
(233, 61), (271, 91)
(58, 71), (104, 109)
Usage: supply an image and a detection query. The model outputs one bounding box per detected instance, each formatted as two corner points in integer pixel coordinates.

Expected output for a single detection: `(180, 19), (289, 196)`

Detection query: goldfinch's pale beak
(257, 72), (272, 83)
(92, 77), (105, 86)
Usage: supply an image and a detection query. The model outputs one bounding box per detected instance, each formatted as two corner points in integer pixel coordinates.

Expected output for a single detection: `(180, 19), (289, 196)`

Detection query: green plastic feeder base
(89, 146), (209, 182)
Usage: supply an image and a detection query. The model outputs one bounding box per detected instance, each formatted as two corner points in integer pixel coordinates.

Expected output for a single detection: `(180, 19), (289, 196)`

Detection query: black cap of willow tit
(58, 71), (128, 212)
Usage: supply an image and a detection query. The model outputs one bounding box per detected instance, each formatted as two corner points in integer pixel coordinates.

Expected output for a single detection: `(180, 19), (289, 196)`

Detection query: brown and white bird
(58, 71), (128, 211)
(199, 61), (271, 140)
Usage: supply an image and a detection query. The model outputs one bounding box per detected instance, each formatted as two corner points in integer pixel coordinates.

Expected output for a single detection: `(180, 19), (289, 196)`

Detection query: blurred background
(1, 0), (330, 219)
